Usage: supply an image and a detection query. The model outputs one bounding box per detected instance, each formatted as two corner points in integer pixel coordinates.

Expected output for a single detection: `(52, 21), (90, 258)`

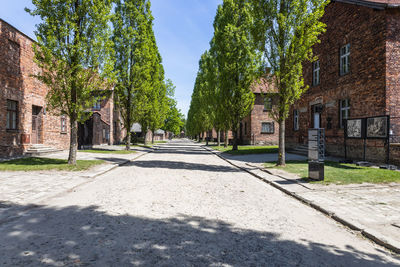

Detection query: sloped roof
(334, 0), (400, 9)
(131, 123), (142, 132)
(154, 129), (165, 135)
(251, 76), (277, 94)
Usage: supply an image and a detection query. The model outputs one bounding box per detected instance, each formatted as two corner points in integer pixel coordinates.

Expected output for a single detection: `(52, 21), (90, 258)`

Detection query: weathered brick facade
(286, 1), (400, 164)
(0, 19), (118, 157)
(245, 93), (279, 145)
(0, 19), (70, 157)
(207, 93), (279, 146)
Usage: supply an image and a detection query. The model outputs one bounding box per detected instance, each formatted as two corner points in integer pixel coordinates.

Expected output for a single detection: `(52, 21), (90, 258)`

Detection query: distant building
(207, 77), (279, 146)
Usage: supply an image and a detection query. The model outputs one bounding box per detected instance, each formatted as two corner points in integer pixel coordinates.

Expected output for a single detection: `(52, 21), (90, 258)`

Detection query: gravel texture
(0, 139), (399, 266)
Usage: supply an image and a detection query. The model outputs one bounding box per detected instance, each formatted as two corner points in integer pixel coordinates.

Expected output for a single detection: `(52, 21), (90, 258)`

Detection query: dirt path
(0, 139), (399, 266)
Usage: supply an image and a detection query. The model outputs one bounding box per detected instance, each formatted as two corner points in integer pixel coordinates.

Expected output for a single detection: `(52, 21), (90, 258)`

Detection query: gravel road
(0, 139), (399, 266)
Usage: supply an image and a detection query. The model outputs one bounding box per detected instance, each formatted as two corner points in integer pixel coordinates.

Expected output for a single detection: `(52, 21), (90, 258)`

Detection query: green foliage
(187, 0), (263, 148)
(252, 0), (328, 164)
(112, 0), (165, 146)
(0, 157), (104, 171)
(264, 160), (400, 184)
(212, 145), (279, 155)
(26, 0), (115, 164)
(163, 80), (185, 136)
(212, 0), (263, 144)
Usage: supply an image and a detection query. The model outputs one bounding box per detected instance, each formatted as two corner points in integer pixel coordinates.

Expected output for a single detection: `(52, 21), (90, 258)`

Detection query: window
(244, 122), (247, 135)
(340, 44), (350, 76)
(61, 116), (67, 133)
(294, 109), (299, 131)
(264, 97), (273, 111)
(313, 60), (320, 86)
(261, 122), (274, 134)
(6, 100), (18, 130)
(340, 99), (350, 128)
(93, 98), (101, 110)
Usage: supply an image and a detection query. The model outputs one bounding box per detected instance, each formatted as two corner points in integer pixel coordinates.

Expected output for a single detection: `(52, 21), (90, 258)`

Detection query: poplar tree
(26, 0), (114, 165)
(252, 0), (328, 165)
(163, 80), (184, 136)
(112, 0), (157, 149)
(212, 0), (263, 150)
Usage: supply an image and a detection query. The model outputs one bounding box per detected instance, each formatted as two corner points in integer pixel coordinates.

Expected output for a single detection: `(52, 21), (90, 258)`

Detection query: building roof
(154, 129), (165, 135)
(0, 18), (36, 43)
(251, 76), (277, 94)
(334, 0), (400, 9)
(131, 123), (142, 132)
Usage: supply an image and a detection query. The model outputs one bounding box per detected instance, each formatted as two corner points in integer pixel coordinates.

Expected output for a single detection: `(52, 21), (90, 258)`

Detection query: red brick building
(207, 79), (279, 146)
(0, 19), (117, 157)
(285, 0), (400, 164)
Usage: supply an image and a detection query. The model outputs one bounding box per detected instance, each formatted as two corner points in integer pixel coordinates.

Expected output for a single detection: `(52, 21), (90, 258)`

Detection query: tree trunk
(277, 119), (286, 166)
(68, 118), (78, 165)
(125, 130), (131, 151)
(217, 130), (221, 147)
(232, 127), (238, 151)
(224, 130), (228, 148)
(206, 131), (209, 146)
(152, 131), (155, 144)
(144, 130), (148, 145)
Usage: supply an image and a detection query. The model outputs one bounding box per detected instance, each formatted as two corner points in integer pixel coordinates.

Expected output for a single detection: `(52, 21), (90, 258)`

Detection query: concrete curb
(202, 145), (400, 255)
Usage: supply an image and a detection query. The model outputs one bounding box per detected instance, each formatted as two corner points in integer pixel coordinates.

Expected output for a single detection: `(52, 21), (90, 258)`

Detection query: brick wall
(0, 19), (70, 157)
(286, 2), (389, 162)
(248, 94), (278, 145)
(386, 9), (400, 140)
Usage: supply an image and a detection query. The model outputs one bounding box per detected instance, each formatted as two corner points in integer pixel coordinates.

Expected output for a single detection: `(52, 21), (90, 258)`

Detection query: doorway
(32, 105), (42, 144)
(312, 104), (323, 129)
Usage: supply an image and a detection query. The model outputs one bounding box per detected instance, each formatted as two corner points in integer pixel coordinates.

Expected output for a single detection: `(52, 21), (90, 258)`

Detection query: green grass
(0, 157), (104, 171)
(212, 145), (279, 155)
(79, 149), (136, 154)
(264, 160), (400, 184)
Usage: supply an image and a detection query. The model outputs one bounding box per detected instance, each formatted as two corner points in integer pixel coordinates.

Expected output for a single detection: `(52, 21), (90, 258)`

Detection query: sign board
(366, 116), (389, 139)
(346, 119), (364, 139)
(308, 129), (325, 162)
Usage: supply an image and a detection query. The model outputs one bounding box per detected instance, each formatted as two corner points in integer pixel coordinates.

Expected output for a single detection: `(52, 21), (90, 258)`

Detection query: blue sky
(0, 0), (222, 117)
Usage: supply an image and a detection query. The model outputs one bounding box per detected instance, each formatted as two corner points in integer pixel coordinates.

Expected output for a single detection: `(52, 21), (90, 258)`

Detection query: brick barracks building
(205, 79), (279, 146)
(286, 0), (400, 164)
(0, 19), (117, 158)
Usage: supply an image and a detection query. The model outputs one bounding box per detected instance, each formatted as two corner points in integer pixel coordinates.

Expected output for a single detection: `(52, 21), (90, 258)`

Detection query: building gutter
(334, 0), (400, 9)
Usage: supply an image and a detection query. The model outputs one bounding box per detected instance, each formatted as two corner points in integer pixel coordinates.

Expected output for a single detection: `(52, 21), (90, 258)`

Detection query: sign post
(308, 128), (325, 180)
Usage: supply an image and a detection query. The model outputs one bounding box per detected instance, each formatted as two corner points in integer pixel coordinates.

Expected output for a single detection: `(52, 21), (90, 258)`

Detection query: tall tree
(148, 57), (168, 144)
(112, 0), (157, 149)
(252, 0), (328, 165)
(163, 79), (184, 136)
(26, 0), (114, 164)
(212, 0), (263, 150)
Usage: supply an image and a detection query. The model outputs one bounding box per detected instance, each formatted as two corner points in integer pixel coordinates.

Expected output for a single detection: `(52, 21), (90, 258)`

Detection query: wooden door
(32, 106), (42, 144)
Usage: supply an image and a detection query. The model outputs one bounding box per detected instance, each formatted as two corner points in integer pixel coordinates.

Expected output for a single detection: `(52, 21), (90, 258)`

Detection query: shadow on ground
(126, 160), (241, 173)
(0, 202), (396, 266)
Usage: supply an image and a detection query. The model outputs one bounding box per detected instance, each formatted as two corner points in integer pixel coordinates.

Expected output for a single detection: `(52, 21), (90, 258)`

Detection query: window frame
(340, 44), (350, 76)
(339, 99), (350, 129)
(261, 122), (275, 134)
(6, 99), (18, 131)
(263, 97), (273, 111)
(312, 60), (320, 86)
(93, 98), (101, 110)
(294, 109), (299, 131)
(60, 116), (67, 133)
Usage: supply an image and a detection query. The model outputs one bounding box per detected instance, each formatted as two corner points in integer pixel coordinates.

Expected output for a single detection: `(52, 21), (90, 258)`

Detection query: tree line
(27, 0), (184, 165)
(187, 0), (328, 165)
